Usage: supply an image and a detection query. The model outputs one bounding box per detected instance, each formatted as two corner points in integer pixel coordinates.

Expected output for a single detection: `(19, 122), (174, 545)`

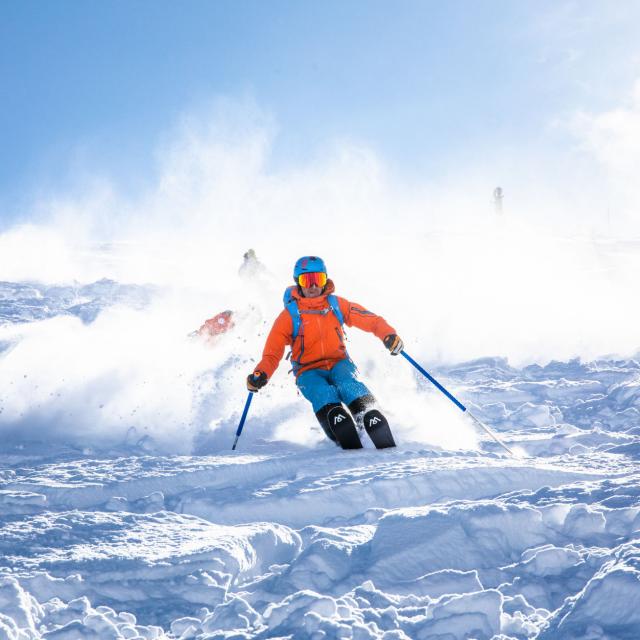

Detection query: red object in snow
(197, 310), (235, 338)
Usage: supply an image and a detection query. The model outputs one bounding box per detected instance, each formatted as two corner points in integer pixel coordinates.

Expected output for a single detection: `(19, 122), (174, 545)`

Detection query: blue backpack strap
(283, 286), (304, 374)
(282, 288), (345, 374)
(326, 294), (344, 326)
(283, 286), (302, 340)
(283, 289), (344, 334)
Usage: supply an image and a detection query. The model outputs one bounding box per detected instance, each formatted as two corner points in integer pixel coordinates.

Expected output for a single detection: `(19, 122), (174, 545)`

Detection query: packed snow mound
(1, 434), (640, 638)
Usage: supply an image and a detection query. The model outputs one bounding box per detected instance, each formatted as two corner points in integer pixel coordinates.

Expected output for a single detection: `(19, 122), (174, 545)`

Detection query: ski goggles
(298, 272), (327, 288)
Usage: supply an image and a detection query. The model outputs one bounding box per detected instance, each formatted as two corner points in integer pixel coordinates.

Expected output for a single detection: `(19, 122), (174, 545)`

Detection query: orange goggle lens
(298, 272), (327, 288)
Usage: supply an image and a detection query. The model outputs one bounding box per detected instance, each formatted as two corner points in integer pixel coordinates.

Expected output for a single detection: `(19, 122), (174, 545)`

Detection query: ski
(363, 409), (396, 449)
(327, 406), (363, 449)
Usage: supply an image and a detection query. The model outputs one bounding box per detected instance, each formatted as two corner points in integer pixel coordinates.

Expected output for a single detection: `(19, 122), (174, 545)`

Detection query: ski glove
(246, 370), (268, 392)
(383, 334), (404, 356)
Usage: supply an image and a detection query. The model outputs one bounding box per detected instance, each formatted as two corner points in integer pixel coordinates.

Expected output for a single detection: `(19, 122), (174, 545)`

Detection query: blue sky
(2, 1), (640, 225)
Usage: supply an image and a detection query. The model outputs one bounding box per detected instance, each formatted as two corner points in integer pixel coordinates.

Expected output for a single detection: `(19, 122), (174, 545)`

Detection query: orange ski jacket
(255, 280), (396, 378)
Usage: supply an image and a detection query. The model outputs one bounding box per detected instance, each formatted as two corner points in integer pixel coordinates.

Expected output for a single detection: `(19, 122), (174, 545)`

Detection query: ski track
(1, 283), (640, 638)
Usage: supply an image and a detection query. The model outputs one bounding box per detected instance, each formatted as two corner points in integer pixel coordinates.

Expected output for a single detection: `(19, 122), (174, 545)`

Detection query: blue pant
(296, 358), (372, 413)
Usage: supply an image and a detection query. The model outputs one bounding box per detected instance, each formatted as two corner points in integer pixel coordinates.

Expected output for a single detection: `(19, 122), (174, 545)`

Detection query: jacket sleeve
(337, 296), (396, 341)
(255, 310), (293, 378)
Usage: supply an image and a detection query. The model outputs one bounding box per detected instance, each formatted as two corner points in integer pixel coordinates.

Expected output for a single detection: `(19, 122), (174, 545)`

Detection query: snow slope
(1, 278), (640, 639)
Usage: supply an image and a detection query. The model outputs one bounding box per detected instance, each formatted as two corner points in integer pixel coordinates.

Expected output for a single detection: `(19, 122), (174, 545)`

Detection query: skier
(246, 256), (403, 449)
(238, 248), (266, 280)
(193, 310), (235, 342)
(191, 249), (267, 343)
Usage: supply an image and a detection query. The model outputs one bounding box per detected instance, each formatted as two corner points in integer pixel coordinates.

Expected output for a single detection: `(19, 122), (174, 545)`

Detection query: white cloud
(571, 79), (640, 220)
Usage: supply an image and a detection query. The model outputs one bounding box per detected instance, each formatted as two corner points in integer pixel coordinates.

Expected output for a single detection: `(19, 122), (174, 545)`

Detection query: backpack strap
(283, 286), (302, 340)
(327, 293), (344, 326)
(283, 287), (346, 374)
(283, 288), (345, 337)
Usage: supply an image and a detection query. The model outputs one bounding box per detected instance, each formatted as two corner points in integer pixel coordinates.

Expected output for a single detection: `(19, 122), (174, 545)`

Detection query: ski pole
(232, 391), (254, 451)
(400, 351), (514, 456)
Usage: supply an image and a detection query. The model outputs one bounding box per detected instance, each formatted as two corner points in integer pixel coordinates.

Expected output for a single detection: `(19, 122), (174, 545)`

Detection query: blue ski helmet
(293, 256), (327, 281)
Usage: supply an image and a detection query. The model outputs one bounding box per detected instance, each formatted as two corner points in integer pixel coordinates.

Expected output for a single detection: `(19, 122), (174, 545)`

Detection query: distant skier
(192, 249), (266, 342)
(193, 310), (235, 342)
(246, 256), (403, 449)
(493, 187), (504, 215)
(238, 248), (266, 280)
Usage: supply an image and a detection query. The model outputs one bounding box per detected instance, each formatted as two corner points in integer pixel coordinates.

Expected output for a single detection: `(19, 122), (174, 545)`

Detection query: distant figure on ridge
(493, 187), (504, 215)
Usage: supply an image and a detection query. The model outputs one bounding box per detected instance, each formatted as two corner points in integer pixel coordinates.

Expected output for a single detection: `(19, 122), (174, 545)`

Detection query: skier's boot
(362, 409), (396, 449)
(315, 403), (339, 443)
(327, 405), (363, 449)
